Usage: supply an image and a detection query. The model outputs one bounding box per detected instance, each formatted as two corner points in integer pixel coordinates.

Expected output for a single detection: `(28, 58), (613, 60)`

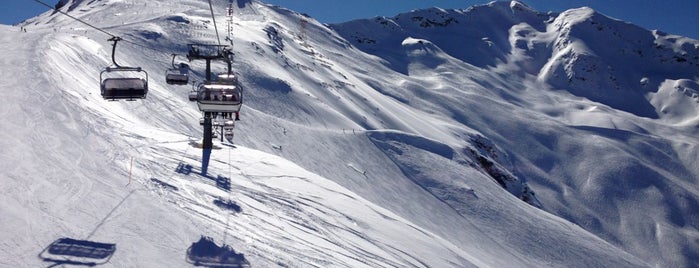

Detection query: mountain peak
(475, 0), (538, 14)
(54, 0), (86, 11)
(509, 0), (535, 12)
(539, 3), (699, 118)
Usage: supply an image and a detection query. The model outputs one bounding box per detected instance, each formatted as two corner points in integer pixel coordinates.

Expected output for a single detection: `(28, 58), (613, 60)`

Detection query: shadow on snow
(39, 237), (116, 267)
(175, 149), (232, 192)
(187, 236), (249, 268)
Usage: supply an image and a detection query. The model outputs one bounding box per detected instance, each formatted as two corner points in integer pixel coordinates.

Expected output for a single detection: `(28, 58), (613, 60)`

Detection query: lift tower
(187, 44), (233, 149)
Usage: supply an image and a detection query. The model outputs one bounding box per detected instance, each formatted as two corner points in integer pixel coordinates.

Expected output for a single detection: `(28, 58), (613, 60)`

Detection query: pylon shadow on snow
(39, 237), (116, 267)
(150, 178), (179, 191)
(202, 149), (211, 176)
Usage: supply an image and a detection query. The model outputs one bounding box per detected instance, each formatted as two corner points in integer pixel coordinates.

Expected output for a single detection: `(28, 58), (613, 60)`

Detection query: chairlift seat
(166, 54), (190, 85)
(100, 66), (149, 100)
(188, 90), (198, 101)
(224, 129), (234, 142)
(216, 73), (238, 85)
(166, 72), (189, 85)
(101, 78), (148, 100)
(196, 83), (243, 113)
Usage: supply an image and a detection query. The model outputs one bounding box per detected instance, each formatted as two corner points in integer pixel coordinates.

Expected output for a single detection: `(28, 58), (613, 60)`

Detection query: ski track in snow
(139, 140), (460, 267)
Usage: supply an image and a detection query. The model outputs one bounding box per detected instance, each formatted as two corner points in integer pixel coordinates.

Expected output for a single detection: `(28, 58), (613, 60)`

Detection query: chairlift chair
(188, 89), (199, 101)
(223, 120), (235, 141)
(100, 36), (149, 100)
(100, 67), (148, 100)
(166, 54), (189, 85)
(216, 73), (238, 85)
(196, 82), (243, 113)
(188, 81), (199, 101)
(166, 71), (188, 85)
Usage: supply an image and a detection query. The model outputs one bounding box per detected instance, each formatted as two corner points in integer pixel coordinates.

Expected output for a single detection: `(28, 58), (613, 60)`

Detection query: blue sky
(5, 0), (699, 39)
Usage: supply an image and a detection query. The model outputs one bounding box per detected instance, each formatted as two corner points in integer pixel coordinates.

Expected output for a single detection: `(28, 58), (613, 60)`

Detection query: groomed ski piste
(1, 0), (697, 267)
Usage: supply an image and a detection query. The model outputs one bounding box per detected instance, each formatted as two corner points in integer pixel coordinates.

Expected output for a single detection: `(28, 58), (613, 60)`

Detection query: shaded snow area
(1, 0), (697, 267)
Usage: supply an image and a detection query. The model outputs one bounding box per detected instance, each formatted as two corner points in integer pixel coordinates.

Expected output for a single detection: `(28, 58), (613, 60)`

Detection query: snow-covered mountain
(1, 0), (697, 267)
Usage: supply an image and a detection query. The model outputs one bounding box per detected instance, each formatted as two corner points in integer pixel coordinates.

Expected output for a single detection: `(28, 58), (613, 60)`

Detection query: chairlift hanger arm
(109, 37), (124, 68)
(171, 53), (178, 69)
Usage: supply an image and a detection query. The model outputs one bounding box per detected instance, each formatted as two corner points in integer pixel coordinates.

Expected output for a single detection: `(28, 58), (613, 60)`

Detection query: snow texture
(1, 0), (697, 267)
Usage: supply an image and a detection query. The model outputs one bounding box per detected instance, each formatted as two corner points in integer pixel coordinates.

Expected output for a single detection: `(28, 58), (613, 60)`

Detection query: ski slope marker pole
(127, 157), (133, 186)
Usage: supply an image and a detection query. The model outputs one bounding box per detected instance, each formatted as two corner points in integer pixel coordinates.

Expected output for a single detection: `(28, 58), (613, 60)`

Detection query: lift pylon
(186, 44), (237, 149)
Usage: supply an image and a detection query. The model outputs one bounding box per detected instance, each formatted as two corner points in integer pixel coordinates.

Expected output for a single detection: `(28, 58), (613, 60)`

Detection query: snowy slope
(332, 1), (699, 267)
(0, 0), (697, 267)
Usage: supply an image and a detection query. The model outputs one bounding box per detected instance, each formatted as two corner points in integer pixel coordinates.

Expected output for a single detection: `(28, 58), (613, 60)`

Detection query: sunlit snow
(1, 0), (697, 267)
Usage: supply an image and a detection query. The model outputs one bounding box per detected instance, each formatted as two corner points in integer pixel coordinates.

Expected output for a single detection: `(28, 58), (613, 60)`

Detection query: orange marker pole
(127, 157), (133, 186)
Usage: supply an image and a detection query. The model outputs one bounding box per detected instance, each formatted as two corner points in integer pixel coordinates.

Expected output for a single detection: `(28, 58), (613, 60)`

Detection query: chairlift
(187, 43), (231, 60)
(196, 82), (243, 113)
(188, 89), (199, 101)
(100, 67), (148, 100)
(199, 114), (231, 125)
(223, 120), (235, 142)
(100, 37), (148, 100)
(166, 54), (189, 85)
(216, 72), (238, 85)
(188, 80), (199, 101)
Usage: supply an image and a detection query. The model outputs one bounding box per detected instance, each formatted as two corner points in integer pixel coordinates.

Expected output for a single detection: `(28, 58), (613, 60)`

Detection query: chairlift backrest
(166, 72), (189, 85)
(100, 67), (148, 100)
(188, 89), (198, 101)
(216, 73), (238, 84)
(198, 83), (242, 104)
(166, 54), (190, 85)
(104, 78), (146, 90)
(196, 83), (243, 113)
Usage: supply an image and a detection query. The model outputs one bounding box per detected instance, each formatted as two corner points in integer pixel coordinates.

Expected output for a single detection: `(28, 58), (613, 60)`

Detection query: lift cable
(31, 0), (180, 58)
(32, 0), (117, 38)
(207, 0), (223, 47)
(34, 0), (230, 59)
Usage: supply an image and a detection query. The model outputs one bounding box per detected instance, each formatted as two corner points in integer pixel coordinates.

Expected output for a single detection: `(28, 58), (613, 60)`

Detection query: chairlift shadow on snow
(201, 148), (212, 176)
(176, 150), (232, 192)
(39, 237), (116, 267)
(150, 178), (179, 191)
(186, 236), (249, 268)
(37, 190), (137, 266)
(213, 197), (242, 213)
